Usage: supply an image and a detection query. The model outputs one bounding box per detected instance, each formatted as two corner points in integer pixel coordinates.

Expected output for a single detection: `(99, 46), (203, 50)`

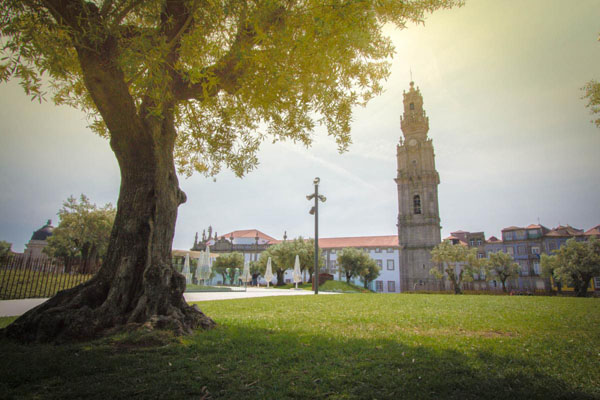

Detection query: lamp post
(307, 177), (326, 294)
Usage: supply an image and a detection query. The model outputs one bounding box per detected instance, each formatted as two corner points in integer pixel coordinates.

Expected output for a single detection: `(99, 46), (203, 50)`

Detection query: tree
(540, 252), (562, 293)
(542, 237), (600, 297)
(429, 241), (478, 294)
(291, 237), (323, 282)
(486, 251), (520, 293)
(338, 247), (371, 284)
(0, 241), (12, 263)
(1, 0), (460, 342)
(359, 257), (380, 290)
(43, 195), (115, 272)
(582, 34), (600, 128)
(257, 240), (292, 286)
(212, 252), (244, 285)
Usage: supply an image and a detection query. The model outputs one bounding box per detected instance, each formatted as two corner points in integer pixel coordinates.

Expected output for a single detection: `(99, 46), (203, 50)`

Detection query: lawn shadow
(0, 322), (596, 399)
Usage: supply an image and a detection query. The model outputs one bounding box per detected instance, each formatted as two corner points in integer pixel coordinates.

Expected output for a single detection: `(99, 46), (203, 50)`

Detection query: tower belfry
(395, 81), (441, 291)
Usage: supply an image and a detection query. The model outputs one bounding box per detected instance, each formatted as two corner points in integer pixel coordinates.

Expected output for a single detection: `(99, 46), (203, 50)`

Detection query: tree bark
(3, 114), (215, 342)
(276, 270), (285, 286)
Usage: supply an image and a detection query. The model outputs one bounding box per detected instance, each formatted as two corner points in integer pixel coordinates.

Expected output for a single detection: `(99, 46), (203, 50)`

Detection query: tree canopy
(541, 237), (600, 297)
(0, 0), (461, 342)
(212, 252), (244, 285)
(43, 194), (115, 270)
(485, 251), (519, 293)
(337, 247), (371, 284)
(257, 238), (324, 286)
(430, 241), (479, 294)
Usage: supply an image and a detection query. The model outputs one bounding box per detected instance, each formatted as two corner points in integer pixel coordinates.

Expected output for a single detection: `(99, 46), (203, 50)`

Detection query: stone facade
(395, 81), (442, 292)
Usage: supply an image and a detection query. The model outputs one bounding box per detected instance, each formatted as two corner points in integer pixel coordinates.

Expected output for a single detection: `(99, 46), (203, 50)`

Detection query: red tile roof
(487, 236), (501, 242)
(585, 225), (600, 237)
(318, 235), (399, 249)
(546, 225), (584, 237)
(220, 229), (278, 243)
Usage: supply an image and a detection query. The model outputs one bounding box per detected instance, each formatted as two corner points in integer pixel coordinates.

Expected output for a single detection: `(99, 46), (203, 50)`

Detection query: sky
(1, 0), (599, 252)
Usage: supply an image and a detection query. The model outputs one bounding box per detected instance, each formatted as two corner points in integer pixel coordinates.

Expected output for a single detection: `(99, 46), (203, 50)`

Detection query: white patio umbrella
(292, 255), (302, 289)
(242, 261), (252, 284)
(264, 257), (274, 287)
(182, 253), (192, 285)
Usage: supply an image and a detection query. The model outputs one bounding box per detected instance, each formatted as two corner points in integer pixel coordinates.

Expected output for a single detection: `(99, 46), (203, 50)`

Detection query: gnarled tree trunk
(2, 36), (215, 343)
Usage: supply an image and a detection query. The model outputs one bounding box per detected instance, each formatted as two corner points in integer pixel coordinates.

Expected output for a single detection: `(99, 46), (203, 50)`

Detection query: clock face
(408, 138), (417, 146)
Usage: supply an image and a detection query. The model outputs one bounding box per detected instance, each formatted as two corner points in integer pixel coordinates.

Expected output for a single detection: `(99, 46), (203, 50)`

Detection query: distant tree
(292, 237), (324, 282)
(44, 195), (115, 272)
(542, 237), (600, 297)
(0, 240), (12, 262)
(430, 241), (478, 294)
(486, 251), (520, 293)
(540, 252), (563, 293)
(257, 241), (293, 286)
(583, 34), (600, 128)
(212, 253), (244, 285)
(338, 247), (371, 284)
(359, 258), (380, 290)
(583, 80), (600, 128)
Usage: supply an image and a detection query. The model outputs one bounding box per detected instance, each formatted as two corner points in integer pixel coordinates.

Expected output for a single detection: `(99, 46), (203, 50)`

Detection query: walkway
(0, 287), (336, 317)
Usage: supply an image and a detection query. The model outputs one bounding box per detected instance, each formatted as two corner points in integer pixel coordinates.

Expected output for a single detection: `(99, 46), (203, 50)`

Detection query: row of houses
(446, 224), (600, 292)
(178, 223), (600, 293)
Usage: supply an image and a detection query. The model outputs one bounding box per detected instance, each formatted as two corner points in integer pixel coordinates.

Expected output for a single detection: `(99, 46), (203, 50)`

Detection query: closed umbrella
(182, 253), (192, 285)
(242, 261), (252, 284)
(293, 255), (302, 289)
(264, 257), (274, 287)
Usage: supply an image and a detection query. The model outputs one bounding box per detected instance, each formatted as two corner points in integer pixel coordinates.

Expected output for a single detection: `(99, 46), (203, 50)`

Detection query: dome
(31, 219), (54, 241)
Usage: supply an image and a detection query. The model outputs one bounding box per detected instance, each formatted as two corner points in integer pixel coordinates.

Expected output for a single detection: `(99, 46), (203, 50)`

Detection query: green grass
(0, 269), (93, 299)
(1, 294), (598, 399)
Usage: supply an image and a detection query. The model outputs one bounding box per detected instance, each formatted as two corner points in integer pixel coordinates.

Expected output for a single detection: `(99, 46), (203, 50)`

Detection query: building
(23, 219), (54, 259)
(319, 236), (400, 292)
(191, 226), (278, 264)
(395, 81), (442, 291)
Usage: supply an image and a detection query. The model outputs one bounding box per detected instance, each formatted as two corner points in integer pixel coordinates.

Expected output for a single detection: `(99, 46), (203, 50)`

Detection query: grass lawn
(263, 280), (369, 293)
(0, 294), (598, 399)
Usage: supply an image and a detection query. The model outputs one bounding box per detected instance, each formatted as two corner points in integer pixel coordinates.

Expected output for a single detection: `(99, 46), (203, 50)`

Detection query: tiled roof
(502, 226), (522, 231)
(526, 224), (542, 229)
(487, 236), (502, 242)
(318, 235), (399, 249)
(220, 229), (278, 243)
(584, 225), (600, 236)
(545, 225), (584, 237)
(450, 230), (468, 234)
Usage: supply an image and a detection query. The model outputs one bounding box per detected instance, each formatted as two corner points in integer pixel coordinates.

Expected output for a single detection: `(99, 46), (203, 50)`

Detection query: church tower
(395, 81), (441, 292)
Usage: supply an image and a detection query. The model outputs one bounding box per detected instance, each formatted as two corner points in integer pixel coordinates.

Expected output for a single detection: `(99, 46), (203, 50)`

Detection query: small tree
(486, 251), (520, 293)
(292, 237), (323, 282)
(540, 252), (562, 293)
(44, 195), (115, 272)
(338, 247), (371, 284)
(359, 258), (380, 290)
(212, 253), (244, 285)
(0, 240), (12, 263)
(430, 241), (478, 294)
(544, 237), (600, 297)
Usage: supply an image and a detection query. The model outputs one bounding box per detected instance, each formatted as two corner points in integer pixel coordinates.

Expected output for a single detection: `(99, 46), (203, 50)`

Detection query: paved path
(0, 287), (336, 317)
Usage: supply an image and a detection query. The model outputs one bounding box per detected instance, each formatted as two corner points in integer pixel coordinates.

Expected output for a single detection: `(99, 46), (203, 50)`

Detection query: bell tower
(395, 81), (441, 292)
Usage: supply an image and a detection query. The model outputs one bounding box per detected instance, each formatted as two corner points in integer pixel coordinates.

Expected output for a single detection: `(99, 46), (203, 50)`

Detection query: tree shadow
(0, 322), (596, 399)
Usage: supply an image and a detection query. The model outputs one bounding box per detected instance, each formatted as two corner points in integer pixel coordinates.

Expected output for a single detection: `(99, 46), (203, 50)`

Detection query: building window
(375, 247), (382, 253)
(376, 259), (383, 268)
(548, 242), (557, 251)
(388, 281), (396, 292)
(533, 262), (540, 275)
(413, 195), (421, 215)
(520, 261), (529, 276)
(409, 102), (415, 110)
(376, 280), (383, 292)
(469, 240), (475, 246)
(506, 247), (514, 255)
(531, 246), (540, 255)
(478, 253), (484, 259)
(387, 259), (395, 270)
(331, 249), (336, 254)
(477, 239), (482, 246)
(517, 245), (526, 255)
(504, 232), (513, 241)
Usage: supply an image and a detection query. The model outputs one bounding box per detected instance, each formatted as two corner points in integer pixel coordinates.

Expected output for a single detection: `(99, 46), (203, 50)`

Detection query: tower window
(413, 195), (421, 215)
(409, 102), (415, 110)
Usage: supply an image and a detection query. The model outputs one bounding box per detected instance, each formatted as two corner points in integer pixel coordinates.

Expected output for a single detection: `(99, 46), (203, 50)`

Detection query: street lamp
(307, 177), (326, 294)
